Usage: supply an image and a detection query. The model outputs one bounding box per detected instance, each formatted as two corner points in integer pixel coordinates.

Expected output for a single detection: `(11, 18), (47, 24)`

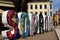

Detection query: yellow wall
(55, 14), (58, 24)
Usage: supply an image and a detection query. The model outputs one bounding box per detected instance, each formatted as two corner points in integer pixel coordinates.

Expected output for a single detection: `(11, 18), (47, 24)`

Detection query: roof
(28, 0), (52, 3)
(30, 0), (50, 2)
(0, 0), (14, 7)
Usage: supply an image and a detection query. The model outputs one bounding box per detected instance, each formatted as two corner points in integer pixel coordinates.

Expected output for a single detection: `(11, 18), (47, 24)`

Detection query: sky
(51, 0), (60, 14)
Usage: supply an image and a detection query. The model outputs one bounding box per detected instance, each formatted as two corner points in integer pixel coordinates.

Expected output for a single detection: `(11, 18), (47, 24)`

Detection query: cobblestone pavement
(0, 30), (58, 40)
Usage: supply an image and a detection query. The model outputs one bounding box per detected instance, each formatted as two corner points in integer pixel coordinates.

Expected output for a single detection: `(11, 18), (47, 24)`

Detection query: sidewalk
(0, 34), (3, 40)
(17, 31), (58, 40)
(0, 25), (58, 40)
(55, 25), (60, 40)
(0, 30), (58, 40)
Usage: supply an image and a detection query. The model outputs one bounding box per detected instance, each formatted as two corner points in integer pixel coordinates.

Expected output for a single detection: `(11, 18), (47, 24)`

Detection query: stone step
(55, 28), (60, 40)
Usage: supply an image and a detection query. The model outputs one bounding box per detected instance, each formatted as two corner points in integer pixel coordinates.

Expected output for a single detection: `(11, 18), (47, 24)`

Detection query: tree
(12, 0), (32, 12)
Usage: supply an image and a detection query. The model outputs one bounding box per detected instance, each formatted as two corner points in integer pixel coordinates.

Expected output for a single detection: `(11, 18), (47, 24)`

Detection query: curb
(55, 28), (60, 40)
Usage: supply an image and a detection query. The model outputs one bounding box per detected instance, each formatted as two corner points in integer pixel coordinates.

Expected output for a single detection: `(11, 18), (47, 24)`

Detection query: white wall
(28, 2), (53, 16)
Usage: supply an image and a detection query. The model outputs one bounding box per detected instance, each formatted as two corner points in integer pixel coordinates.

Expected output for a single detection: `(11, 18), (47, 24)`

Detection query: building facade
(58, 9), (60, 24)
(27, 1), (53, 17)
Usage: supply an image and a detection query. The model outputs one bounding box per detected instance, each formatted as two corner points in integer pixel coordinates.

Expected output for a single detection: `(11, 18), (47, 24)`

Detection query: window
(35, 5), (37, 9)
(40, 5), (42, 9)
(45, 12), (47, 15)
(44, 5), (47, 9)
(40, 12), (42, 14)
(50, 12), (52, 16)
(30, 5), (33, 9)
(31, 12), (33, 14)
(35, 12), (38, 14)
(50, 4), (52, 9)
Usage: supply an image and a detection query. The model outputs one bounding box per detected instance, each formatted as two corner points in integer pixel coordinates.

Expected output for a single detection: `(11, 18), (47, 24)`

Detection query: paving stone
(17, 31), (58, 40)
(0, 29), (58, 40)
(55, 28), (60, 40)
